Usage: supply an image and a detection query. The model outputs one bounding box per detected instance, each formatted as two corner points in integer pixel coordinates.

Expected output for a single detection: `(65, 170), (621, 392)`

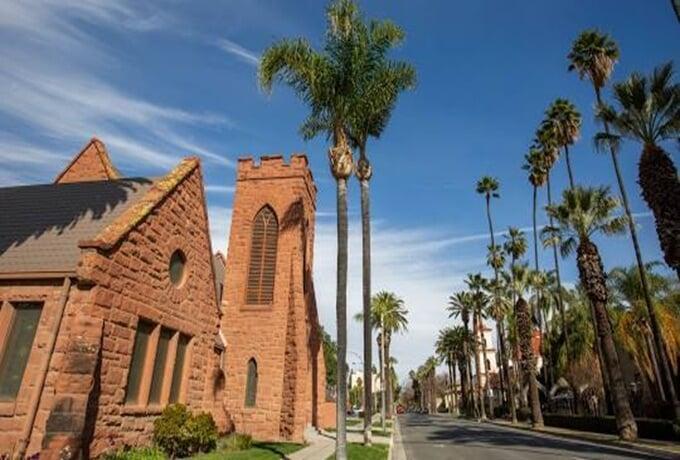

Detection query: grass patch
(346, 419), (362, 427)
(192, 441), (304, 459)
(326, 443), (389, 460)
(370, 430), (391, 437)
(371, 421), (393, 429)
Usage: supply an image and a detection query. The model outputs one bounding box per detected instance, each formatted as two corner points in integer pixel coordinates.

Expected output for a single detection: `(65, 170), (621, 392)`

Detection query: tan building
(0, 139), (333, 457)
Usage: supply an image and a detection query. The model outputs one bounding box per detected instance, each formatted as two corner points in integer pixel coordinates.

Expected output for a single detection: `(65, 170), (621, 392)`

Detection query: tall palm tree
(466, 273), (491, 420)
(533, 128), (571, 362)
(544, 99), (582, 189)
(259, 3), (359, 455)
(337, 9), (416, 446)
(595, 63), (680, 418)
(570, 30), (679, 418)
(448, 291), (477, 416)
(546, 186), (637, 440)
(509, 264), (544, 428)
(485, 273), (518, 423)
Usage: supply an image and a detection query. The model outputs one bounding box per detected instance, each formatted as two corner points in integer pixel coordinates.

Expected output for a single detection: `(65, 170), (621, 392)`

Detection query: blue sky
(1, 0), (678, 381)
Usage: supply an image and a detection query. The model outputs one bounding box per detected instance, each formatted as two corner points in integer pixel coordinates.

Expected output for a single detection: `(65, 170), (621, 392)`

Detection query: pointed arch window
(246, 206), (278, 304)
(245, 358), (258, 407)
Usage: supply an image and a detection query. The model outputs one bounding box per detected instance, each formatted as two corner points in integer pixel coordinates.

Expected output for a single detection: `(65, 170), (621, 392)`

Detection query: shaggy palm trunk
(358, 152), (373, 445)
(594, 88), (676, 415)
(577, 238), (638, 440)
(330, 130), (352, 460)
(458, 360), (469, 414)
(638, 145), (680, 281)
(637, 143), (680, 418)
(498, 321), (517, 423)
(546, 176), (569, 359)
(473, 317), (487, 420)
(515, 297), (544, 428)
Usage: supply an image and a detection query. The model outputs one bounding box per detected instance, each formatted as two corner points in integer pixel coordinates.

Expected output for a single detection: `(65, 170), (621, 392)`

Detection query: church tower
(221, 155), (333, 442)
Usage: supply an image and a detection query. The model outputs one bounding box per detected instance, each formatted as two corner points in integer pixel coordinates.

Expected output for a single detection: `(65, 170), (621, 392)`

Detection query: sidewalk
(488, 419), (680, 459)
(288, 422), (392, 460)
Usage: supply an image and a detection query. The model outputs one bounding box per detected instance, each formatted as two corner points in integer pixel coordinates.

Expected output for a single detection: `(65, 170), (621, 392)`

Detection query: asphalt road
(395, 414), (673, 460)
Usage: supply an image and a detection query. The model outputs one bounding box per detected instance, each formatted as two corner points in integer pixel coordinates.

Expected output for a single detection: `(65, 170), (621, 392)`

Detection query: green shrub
(184, 412), (218, 453)
(217, 433), (253, 452)
(153, 404), (219, 457)
(101, 446), (165, 460)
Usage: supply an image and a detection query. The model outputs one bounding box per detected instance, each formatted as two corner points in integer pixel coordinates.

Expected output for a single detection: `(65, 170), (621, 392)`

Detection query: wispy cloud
(0, 0), (235, 183)
(206, 184), (236, 194)
(216, 38), (260, 66)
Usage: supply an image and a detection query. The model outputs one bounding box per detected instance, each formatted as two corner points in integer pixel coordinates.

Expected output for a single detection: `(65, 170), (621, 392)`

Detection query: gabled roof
(54, 137), (121, 183)
(0, 178), (153, 275)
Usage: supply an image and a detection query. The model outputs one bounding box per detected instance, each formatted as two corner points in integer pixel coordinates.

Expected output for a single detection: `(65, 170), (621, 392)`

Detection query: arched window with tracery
(246, 206), (278, 304)
(245, 358), (258, 407)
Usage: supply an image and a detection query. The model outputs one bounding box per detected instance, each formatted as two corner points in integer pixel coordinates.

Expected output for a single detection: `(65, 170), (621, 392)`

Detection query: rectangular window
(169, 334), (190, 403)
(125, 320), (191, 408)
(148, 327), (172, 404)
(125, 320), (154, 405)
(0, 303), (42, 400)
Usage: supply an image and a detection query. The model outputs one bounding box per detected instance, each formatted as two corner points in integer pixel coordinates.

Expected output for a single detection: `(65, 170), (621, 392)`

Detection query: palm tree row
(443, 29), (678, 441)
(259, 1), (415, 456)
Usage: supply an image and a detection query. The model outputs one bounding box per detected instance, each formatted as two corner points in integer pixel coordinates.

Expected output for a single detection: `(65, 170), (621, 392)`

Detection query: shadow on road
(398, 414), (663, 460)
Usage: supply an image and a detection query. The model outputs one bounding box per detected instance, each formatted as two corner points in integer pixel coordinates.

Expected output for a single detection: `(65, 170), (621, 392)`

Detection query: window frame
(124, 319), (192, 411)
(0, 301), (43, 404)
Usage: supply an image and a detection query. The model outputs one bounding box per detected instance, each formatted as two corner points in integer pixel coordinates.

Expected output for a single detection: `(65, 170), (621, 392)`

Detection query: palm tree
(448, 291), (477, 416)
(532, 128), (571, 363)
(570, 30), (680, 419)
(465, 273), (490, 420)
(509, 263), (544, 428)
(485, 273), (518, 423)
(544, 98), (582, 189)
(436, 327), (459, 415)
(337, 10), (416, 446)
(259, 2), (359, 455)
(546, 186), (637, 440)
(609, 263), (680, 400)
(596, 64), (680, 418)
(357, 291), (408, 428)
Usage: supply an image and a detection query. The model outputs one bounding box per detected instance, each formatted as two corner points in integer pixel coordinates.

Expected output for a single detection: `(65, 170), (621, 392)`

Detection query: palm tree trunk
(516, 297), (544, 428)
(335, 177), (349, 459)
(576, 238), (638, 440)
(385, 334), (393, 419)
(546, 175), (569, 360)
(563, 145), (575, 190)
(378, 332), (386, 431)
(473, 316), (487, 420)
(358, 150), (373, 445)
(463, 330), (477, 417)
(594, 88), (677, 416)
(483, 196), (498, 419)
(498, 321), (517, 423)
(452, 356), (459, 415)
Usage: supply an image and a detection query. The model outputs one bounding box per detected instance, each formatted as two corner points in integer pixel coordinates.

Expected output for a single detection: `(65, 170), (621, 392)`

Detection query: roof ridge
(79, 157), (200, 251)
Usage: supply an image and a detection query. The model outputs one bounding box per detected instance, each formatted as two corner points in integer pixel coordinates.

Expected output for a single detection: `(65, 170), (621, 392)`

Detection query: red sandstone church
(0, 139), (335, 458)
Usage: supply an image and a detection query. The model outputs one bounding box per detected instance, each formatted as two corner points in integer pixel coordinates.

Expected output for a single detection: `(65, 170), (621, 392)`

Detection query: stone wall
(74, 164), (222, 456)
(55, 138), (118, 184)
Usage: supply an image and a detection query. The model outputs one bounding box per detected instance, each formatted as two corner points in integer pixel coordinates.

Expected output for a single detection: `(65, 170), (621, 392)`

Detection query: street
(394, 414), (672, 460)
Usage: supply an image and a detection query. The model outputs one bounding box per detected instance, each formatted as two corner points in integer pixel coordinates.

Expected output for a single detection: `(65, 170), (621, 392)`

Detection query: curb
(486, 420), (679, 460)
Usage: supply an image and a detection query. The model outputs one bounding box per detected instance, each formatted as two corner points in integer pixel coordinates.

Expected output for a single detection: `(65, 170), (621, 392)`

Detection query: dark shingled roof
(0, 178), (154, 274)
